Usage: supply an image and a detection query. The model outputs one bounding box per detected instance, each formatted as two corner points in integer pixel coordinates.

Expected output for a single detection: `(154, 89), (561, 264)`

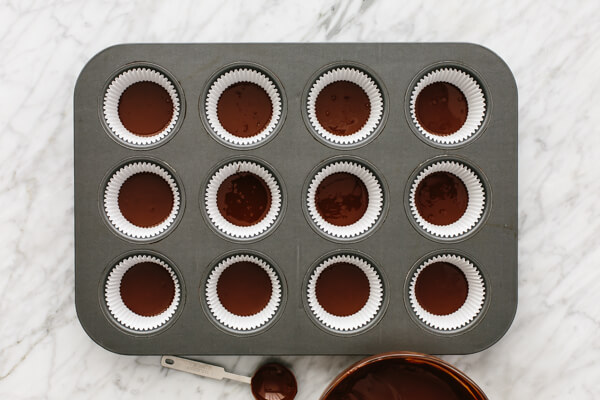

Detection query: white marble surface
(1, 0), (600, 398)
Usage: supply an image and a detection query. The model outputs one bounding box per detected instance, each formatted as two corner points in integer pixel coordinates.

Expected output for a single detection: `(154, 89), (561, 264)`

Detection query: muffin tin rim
(301, 155), (390, 243)
(199, 155), (288, 243)
(301, 61), (390, 150)
(199, 61), (288, 150)
(404, 60), (492, 150)
(403, 249), (491, 336)
(403, 154), (492, 243)
(98, 249), (187, 337)
(98, 61), (187, 150)
(199, 249), (288, 337)
(98, 156), (187, 244)
(301, 249), (390, 337)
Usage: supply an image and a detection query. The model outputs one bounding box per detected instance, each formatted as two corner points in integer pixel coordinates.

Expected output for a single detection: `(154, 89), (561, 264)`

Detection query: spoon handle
(161, 356), (252, 384)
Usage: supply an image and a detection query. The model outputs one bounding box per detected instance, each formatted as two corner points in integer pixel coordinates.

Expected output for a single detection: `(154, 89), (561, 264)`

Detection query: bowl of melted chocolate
(320, 352), (487, 400)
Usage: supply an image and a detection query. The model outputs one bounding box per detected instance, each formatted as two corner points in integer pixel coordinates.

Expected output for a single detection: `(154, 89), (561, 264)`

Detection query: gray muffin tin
(74, 43), (517, 355)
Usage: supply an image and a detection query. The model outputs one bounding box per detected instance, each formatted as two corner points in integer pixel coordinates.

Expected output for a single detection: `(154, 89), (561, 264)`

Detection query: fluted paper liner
(307, 254), (383, 332)
(307, 67), (383, 145)
(104, 162), (181, 239)
(307, 161), (383, 238)
(105, 255), (181, 331)
(103, 68), (180, 146)
(409, 161), (485, 238)
(205, 254), (282, 331)
(409, 254), (485, 330)
(410, 68), (486, 145)
(205, 161), (281, 239)
(205, 68), (282, 146)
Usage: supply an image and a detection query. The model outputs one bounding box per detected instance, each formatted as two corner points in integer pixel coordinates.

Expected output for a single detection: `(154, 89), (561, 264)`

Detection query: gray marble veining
(1, 0), (600, 398)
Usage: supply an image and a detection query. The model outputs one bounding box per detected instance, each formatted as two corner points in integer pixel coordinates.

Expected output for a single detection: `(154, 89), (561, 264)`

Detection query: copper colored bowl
(320, 351), (488, 400)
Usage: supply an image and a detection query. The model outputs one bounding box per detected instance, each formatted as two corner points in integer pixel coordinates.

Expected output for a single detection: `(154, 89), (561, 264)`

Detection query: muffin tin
(74, 43), (517, 355)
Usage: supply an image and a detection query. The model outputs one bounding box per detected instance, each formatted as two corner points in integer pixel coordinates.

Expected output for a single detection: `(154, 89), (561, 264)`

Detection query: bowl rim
(319, 351), (488, 400)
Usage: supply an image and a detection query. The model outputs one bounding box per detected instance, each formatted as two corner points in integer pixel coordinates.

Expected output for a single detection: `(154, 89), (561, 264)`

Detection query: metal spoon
(161, 356), (297, 400)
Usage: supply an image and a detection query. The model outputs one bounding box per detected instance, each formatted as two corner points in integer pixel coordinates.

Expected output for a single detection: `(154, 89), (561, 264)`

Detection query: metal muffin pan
(74, 43), (517, 355)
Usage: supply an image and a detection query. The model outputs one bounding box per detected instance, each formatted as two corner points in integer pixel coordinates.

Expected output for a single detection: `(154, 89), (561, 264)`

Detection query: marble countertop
(2, 0), (600, 398)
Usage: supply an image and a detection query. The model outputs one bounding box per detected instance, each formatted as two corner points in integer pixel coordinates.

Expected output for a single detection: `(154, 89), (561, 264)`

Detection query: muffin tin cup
(306, 159), (384, 240)
(306, 254), (384, 333)
(409, 67), (486, 146)
(204, 159), (283, 240)
(204, 67), (283, 148)
(204, 253), (283, 333)
(103, 67), (181, 147)
(408, 159), (486, 239)
(306, 66), (384, 146)
(105, 254), (181, 331)
(103, 161), (181, 240)
(408, 253), (486, 332)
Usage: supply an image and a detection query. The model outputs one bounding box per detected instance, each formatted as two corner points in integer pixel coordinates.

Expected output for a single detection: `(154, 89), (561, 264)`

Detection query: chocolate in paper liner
(205, 254), (282, 331)
(103, 67), (180, 146)
(307, 67), (383, 145)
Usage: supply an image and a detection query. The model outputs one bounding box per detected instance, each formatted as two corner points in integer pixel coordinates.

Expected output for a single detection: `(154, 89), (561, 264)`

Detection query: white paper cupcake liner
(307, 161), (383, 238)
(104, 162), (181, 239)
(409, 161), (485, 238)
(103, 68), (180, 146)
(205, 68), (282, 146)
(205, 254), (282, 331)
(205, 161), (281, 239)
(307, 254), (383, 332)
(105, 255), (181, 331)
(307, 67), (383, 145)
(410, 68), (486, 145)
(409, 254), (485, 331)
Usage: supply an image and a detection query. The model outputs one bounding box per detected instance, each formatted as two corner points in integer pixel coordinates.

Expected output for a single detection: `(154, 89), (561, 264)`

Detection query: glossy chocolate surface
(316, 262), (370, 316)
(217, 261), (272, 316)
(118, 172), (174, 228)
(415, 262), (469, 315)
(119, 262), (175, 317)
(324, 357), (478, 400)
(217, 172), (272, 227)
(251, 363), (297, 400)
(315, 81), (370, 136)
(315, 172), (368, 226)
(415, 82), (468, 136)
(415, 171), (468, 226)
(217, 82), (273, 138)
(118, 81), (173, 136)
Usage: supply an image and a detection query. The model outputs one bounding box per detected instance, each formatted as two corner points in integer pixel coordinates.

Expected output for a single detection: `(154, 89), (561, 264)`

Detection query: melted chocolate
(415, 82), (468, 136)
(324, 358), (477, 400)
(315, 81), (371, 136)
(316, 262), (370, 316)
(118, 81), (173, 136)
(416, 262), (469, 315)
(119, 262), (175, 317)
(315, 173), (368, 226)
(251, 363), (297, 400)
(217, 261), (272, 316)
(217, 82), (273, 138)
(216, 172), (271, 227)
(415, 171), (468, 226)
(118, 172), (174, 228)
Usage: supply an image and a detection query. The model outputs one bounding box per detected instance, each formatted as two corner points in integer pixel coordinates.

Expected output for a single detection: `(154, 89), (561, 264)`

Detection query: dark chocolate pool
(315, 172), (368, 226)
(217, 261), (272, 316)
(415, 262), (468, 315)
(415, 82), (468, 136)
(217, 172), (272, 227)
(217, 82), (272, 138)
(118, 81), (173, 136)
(120, 262), (175, 317)
(415, 171), (468, 226)
(315, 81), (370, 136)
(118, 172), (174, 228)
